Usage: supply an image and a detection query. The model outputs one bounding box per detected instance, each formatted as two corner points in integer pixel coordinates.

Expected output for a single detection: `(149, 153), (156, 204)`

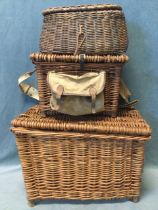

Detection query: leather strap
(74, 25), (86, 55)
(119, 79), (139, 108)
(119, 99), (139, 109)
(119, 79), (131, 103)
(89, 87), (97, 114)
(56, 85), (64, 99)
(18, 70), (138, 109)
(79, 54), (85, 71)
(50, 86), (64, 111)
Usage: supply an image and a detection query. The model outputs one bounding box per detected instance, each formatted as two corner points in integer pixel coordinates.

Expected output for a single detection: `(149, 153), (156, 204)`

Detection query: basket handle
(18, 70), (39, 100)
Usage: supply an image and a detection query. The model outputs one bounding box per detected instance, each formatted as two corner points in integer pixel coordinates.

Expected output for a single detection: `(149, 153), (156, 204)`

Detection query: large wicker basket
(11, 105), (151, 206)
(30, 53), (128, 117)
(40, 4), (128, 55)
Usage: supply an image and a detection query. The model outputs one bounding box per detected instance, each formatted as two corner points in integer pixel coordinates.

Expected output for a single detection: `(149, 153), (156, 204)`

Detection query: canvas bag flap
(47, 71), (106, 116)
(48, 71), (105, 96)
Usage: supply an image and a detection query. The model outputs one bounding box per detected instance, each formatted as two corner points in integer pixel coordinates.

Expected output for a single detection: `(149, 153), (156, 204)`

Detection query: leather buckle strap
(50, 85), (64, 111)
(56, 85), (64, 99)
(79, 54), (85, 71)
(89, 87), (97, 114)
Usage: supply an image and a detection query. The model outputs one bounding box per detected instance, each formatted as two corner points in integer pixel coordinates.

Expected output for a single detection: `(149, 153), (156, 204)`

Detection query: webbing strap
(18, 70), (137, 108)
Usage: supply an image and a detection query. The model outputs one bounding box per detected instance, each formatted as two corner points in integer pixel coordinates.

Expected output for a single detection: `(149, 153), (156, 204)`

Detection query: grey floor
(0, 165), (158, 210)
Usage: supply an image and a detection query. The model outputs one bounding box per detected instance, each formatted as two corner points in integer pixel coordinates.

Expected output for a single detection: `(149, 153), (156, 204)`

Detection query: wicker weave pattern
(14, 131), (145, 201)
(12, 106), (151, 136)
(40, 4), (128, 55)
(31, 54), (128, 117)
(30, 53), (129, 63)
(11, 106), (151, 202)
(43, 4), (122, 14)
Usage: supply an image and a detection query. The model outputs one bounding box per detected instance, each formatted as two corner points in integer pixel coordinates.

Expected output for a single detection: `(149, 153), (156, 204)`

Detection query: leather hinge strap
(89, 87), (97, 114)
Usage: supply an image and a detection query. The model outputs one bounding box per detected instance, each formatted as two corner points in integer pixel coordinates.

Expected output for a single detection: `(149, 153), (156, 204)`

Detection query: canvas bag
(47, 71), (106, 116)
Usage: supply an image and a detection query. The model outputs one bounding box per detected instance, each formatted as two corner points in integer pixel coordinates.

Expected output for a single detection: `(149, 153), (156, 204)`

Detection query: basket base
(27, 197), (140, 206)
(129, 197), (140, 203)
(28, 201), (36, 207)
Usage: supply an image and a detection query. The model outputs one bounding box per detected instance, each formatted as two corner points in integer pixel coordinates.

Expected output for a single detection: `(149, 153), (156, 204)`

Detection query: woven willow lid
(11, 106), (151, 138)
(43, 4), (122, 15)
(30, 53), (128, 63)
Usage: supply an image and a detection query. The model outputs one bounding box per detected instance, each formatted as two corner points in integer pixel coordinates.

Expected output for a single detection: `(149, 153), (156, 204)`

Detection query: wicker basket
(40, 4), (128, 55)
(11, 105), (151, 205)
(30, 53), (128, 117)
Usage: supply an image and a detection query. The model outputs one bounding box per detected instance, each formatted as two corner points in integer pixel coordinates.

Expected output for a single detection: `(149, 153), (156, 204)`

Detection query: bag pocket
(47, 71), (106, 116)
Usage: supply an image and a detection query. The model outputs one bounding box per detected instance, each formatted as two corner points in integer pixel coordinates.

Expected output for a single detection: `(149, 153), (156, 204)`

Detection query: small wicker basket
(40, 4), (128, 55)
(11, 105), (151, 206)
(30, 53), (128, 117)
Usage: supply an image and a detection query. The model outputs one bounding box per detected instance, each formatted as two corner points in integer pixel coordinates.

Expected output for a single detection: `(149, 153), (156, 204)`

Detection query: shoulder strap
(18, 70), (39, 100)
(18, 70), (137, 107)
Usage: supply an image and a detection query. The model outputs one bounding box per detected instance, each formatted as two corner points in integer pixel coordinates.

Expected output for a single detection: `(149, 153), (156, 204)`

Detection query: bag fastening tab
(47, 71), (105, 116)
(56, 85), (64, 99)
(89, 87), (97, 114)
(79, 54), (85, 71)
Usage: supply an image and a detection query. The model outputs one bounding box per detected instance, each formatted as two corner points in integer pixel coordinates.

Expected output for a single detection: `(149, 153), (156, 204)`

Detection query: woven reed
(11, 106), (151, 203)
(31, 53), (128, 117)
(40, 4), (128, 55)
(12, 105), (151, 136)
(30, 53), (128, 63)
(43, 4), (122, 14)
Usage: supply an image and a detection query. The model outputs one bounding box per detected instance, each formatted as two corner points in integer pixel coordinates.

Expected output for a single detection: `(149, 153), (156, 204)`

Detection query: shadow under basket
(30, 53), (128, 117)
(11, 105), (151, 206)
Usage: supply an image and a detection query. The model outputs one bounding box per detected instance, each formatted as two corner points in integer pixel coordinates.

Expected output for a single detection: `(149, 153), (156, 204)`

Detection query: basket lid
(11, 105), (151, 139)
(30, 53), (128, 64)
(43, 4), (122, 15)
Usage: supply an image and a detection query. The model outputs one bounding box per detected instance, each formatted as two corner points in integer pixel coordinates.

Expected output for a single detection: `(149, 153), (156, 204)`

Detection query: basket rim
(11, 127), (151, 141)
(11, 106), (152, 138)
(30, 53), (128, 64)
(42, 4), (122, 15)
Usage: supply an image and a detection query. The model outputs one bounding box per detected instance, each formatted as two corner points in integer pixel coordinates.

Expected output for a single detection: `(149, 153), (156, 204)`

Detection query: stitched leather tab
(47, 71), (105, 116)
(56, 85), (64, 99)
(89, 87), (97, 114)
